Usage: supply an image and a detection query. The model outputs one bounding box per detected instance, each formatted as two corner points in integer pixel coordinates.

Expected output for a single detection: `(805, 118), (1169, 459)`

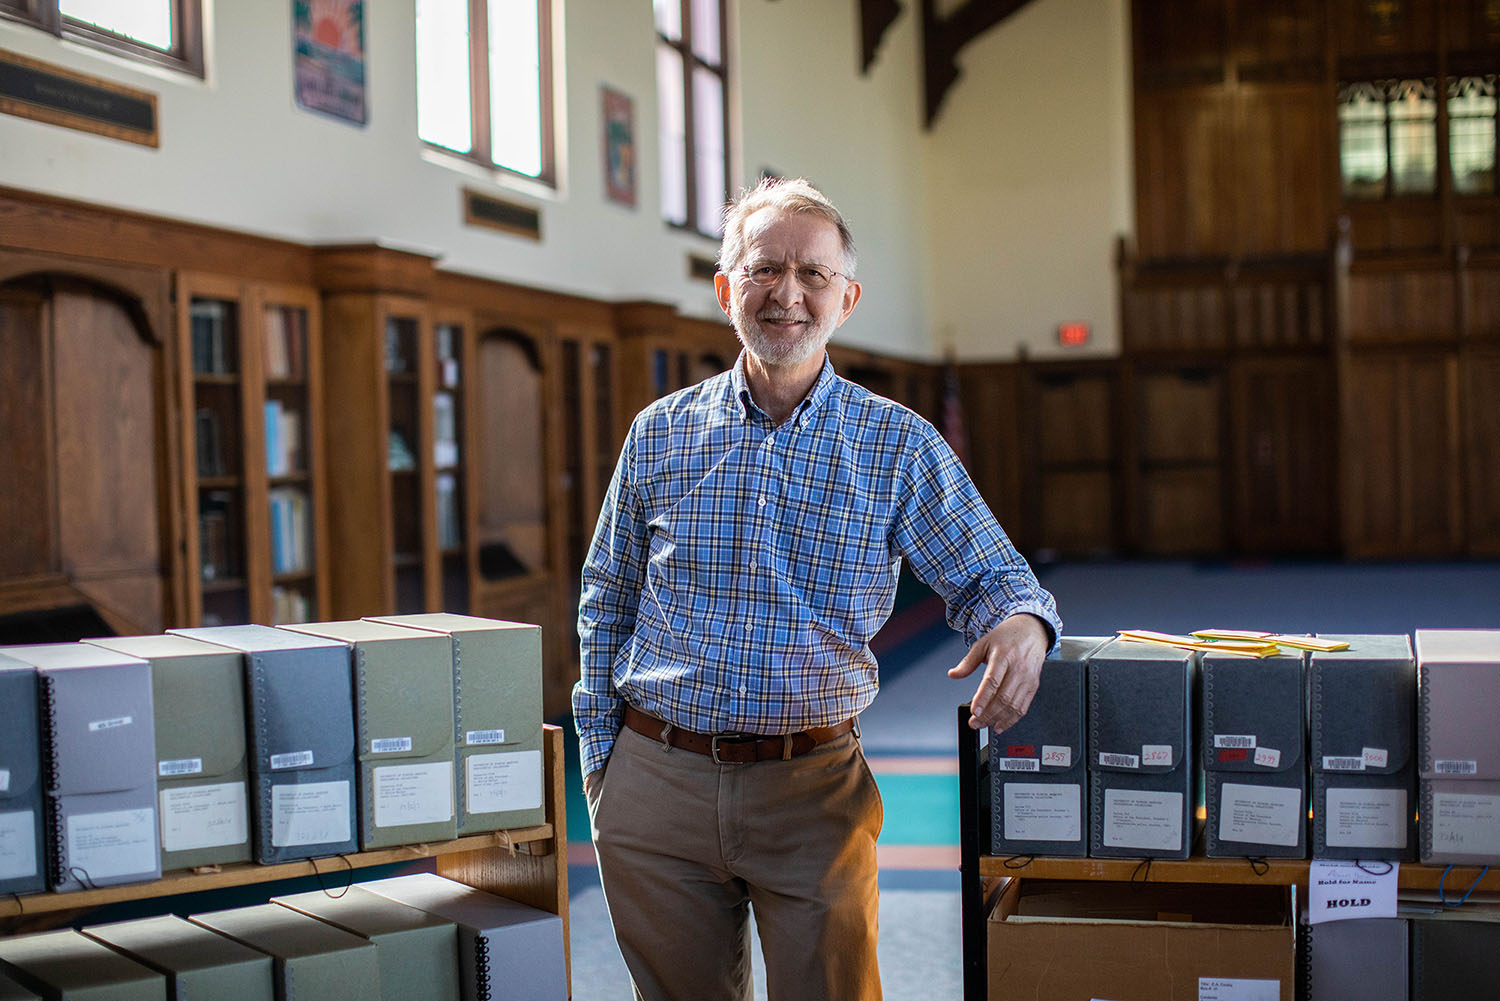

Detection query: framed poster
(293, 0), (367, 125)
(602, 86), (636, 207)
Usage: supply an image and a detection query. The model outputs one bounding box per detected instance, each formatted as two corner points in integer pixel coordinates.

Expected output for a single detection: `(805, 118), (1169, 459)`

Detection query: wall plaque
(0, 48), (158, 147)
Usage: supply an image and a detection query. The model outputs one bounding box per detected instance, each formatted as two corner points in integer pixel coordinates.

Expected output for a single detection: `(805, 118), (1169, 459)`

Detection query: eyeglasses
(740, 262), (849, 291)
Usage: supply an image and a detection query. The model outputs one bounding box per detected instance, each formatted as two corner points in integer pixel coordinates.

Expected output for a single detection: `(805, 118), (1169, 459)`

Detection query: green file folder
(0, 930), (165, 1001)
(189, 905), (379, 1001)
(83, 915), (273, 1001)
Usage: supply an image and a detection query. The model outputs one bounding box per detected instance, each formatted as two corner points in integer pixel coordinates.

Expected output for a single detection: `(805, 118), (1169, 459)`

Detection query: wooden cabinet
(1, 724), (572, 992)
(1023, 364), (1121, 557)
(177, 273), (329, 627)
(1128, 364), (1227, 554)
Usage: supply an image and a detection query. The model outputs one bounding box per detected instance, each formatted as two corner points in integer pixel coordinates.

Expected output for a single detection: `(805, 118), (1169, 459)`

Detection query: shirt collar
(730, 350), (837, 428)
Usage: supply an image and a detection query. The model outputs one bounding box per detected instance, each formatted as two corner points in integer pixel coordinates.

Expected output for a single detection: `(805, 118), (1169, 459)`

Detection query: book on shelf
(263, 400), (303, 476)
(271, 584), (311, 624)
(389, 427), (416, 471)
(437, 472), (461, 550)
(198, 489), (239, 581)
(268, 487), (311, 575)
(263, 306), (307, 381)
(385, 318), (409, 374)
(195, 407), (224, 478)
(437, 324), (461, 387)
(433, 392), (459, 468)
(190, 300), (232, 375)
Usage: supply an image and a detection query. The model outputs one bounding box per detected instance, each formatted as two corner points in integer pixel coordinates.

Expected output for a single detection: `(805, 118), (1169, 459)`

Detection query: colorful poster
(294, 0), (367, 125)
(602, 86), (636, 207)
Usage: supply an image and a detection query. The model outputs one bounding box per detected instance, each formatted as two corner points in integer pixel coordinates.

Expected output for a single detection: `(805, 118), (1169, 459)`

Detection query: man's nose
(766, 268), (803, 304)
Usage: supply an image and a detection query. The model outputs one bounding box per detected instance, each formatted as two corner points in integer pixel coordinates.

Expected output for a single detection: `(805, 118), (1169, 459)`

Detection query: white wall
(0, 0), (1131, 362)
(921, 0), (1133, 361)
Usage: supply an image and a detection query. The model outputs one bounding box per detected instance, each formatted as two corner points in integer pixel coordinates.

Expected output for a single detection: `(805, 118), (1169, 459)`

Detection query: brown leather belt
(622, 705), (856, 764)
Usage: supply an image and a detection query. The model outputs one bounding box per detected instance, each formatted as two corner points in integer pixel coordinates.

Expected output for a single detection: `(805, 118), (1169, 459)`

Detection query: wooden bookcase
(0, 724), (572, 993)
(176, 273), (330, 627)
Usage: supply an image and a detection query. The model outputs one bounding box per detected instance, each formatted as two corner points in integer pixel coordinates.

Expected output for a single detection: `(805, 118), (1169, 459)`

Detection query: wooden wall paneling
(1230, 0), (1325, 81)
(1231, 267), (1329, 349)
(1132, 364), (1227, 553)
(1463, 349), (1500, 554)
(957, 363), (1024, 546)
(1134, 0), (1228, 87)
(1453, 201), (1500, 250)
(1025, 363), (1121, 556)
(1124, 274), (1231, 352)
(1462, 260), (1500, 339)
(1331, 0), (1441, 68)
(1339, 349), (1463, 556)
(1445, 0), (1500, 58)
(1343, 202), (1446, 256)
(1236, 83), (1334, 254)
(0, 283), (56, 585)
(1134, 88), (1238, 260)
(1230, 356), (1337, 554)
(1343, 264), (1458, 343)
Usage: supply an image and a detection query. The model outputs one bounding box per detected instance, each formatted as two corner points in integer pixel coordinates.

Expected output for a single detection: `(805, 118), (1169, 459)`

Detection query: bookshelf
(177, 275), (329, 627)
(433, 309), (473, 615)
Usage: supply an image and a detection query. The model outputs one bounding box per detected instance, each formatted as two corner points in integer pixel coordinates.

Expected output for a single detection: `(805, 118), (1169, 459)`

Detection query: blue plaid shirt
(574, 352), (1061, 776)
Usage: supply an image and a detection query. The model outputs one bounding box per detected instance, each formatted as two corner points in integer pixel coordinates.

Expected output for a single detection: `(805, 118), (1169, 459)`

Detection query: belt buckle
(710, 733), (750, 765)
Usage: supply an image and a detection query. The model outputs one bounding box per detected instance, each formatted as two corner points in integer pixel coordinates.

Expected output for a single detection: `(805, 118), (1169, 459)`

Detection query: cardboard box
(85, 635), (253, 872)
(0, 929), (166, 1001)
(365, 614), (544, 833)
(189, 904), (379, 1001)
(1308, 634), (1417, 860)
(359, 872), (567, 1001)
(1414, 629), (1500, 865)
(169, 625), (358, 863)
(1087, 637), (1200, 859)
(279, 620), (459, 849)
(273, 885), (460, 1001)
(1409, 911), (1500, 999)
(990, 637), (1107, 857)
(1201, 648), (1307, 858)
(0, 643), (160, 892)
(987, 878), (1294, 1001)
(0, 655), (45, 896)
(0, 969), (38, 1001)
(83, 914), (273, 1001)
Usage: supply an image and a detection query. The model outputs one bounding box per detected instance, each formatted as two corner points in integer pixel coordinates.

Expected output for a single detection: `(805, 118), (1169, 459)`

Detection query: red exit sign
(1057, 322), (1091, 347)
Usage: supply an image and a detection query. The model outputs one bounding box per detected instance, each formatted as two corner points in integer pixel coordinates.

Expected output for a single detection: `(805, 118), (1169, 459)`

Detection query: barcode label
(999, 757), (1040, 772)
(466, 729), (505, 746)
(1098, 752), (1140, 769)
(1435, 759), (1478, 775)
(1323, 756), (1365, 771)
(158, 758), (204, 777)
(270, 750), (314, 770)
(371, 737), (413, 754)
(1214, 734), (1256, 749)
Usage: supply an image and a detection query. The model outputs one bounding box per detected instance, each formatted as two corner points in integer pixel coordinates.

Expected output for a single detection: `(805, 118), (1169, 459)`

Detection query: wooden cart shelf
(979, 855), (1500, 892)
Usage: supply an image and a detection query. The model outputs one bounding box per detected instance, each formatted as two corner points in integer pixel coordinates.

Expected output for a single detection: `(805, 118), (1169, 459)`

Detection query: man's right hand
(583, 768), (605, 811)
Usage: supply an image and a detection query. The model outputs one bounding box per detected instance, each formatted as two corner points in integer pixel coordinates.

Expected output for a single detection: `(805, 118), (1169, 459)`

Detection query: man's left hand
(948, 614), (1050, 731)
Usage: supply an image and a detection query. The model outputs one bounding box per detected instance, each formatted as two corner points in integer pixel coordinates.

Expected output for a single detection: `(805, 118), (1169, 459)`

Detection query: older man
(575, 176), (1060, 1001)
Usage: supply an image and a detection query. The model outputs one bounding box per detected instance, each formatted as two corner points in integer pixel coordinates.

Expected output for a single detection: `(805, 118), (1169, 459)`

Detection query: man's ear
(837, 280), (862, 326)
(714, 272), (734, 318)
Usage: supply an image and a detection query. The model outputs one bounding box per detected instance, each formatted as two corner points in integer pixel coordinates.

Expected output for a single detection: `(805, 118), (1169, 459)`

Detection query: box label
(1198, 978), (1279, 1001)
(1434, 759), (1478, 776)
(1005, 745), (1035, 756)
(269, 749), (314, 770)
(1219, 782), (1301, 847)
(1097, 751), (1139, 769)
(1253, 746), (1282, 769)
(371, 737), (414, 754)
(1431, 791), (1500, 856)
(67, 808), (157, 880)
(466, 729), (506, 746)
(1102, 789), (1183, 851)
(1041, 745), (1072, 768)
(270, 780), (351, 847)
(1309, 858), (1398, 924)
(158, 757), (204, 777)
(0, 768), (8, 793)
(1322, 755), (1364, 771)
(1003, 782), (1081, 842)
(160, 781), (248, 852)
(1326, 787), (1407, 849)
(1214, 734), (1256, 749)
(466, 749), (542, 814)
(1362, 747), (1389, 769)
(374, 761), (454, 827)
(998, 757), (1040, 772)
(1141, 744), (1173, 767)
(88, 715), (133, 732)
(0, 810), (37, 880)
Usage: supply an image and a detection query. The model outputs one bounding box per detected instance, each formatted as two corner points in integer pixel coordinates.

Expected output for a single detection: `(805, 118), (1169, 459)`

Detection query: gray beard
(730, 296), (837, 367)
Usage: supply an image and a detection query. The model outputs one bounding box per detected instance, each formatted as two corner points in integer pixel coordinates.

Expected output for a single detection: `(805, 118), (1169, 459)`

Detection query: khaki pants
(587, 724), (884, 1001)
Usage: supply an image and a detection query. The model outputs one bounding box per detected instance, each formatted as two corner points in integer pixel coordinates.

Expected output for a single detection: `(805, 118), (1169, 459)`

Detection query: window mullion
(679, 35), (698, 230)
(470, 0), (492, 165)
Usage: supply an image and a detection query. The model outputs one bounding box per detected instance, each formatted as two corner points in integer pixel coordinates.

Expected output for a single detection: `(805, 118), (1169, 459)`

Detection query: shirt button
(758, 496), (767, 507)
(739, 685), (748, 695)
(749, 559), (758, 571)
(766, 434), (776, 446)
(745, 623), (753, 634)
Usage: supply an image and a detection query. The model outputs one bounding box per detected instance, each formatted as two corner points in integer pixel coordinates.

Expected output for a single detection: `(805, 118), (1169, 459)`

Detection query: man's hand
(583, 768), (605, 811)
(948, 613), (1050, 731)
